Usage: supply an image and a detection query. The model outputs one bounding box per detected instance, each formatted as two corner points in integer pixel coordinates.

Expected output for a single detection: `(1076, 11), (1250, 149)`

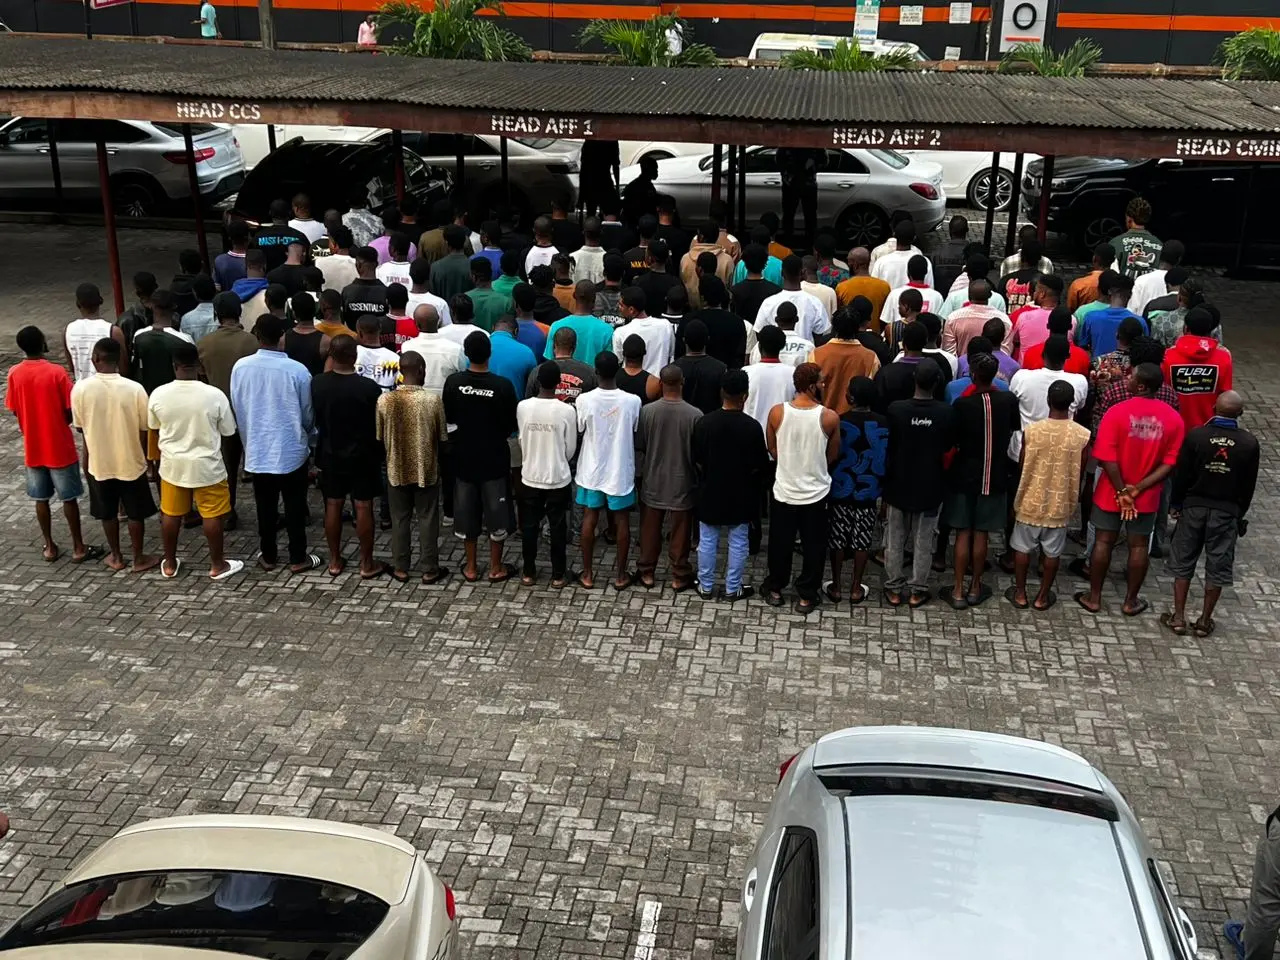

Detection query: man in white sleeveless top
(65, 283), (128, 382)
(762, 362), (840, 615)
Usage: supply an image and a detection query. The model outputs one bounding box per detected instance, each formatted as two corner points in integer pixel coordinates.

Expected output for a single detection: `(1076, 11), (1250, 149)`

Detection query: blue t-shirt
(487, 331), (537, 401)
(514, 319), (547, 359)
(829, 410), (889, 505)
(945, 376), (1010, 404)
(733, 256), (784, 286)
(200, 1), (217, 37)
(544, 314), (615, 364)
(1076, 306), (1147, 359)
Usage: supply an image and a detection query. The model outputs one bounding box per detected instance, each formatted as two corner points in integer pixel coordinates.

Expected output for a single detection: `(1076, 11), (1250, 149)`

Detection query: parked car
(738, 725), (1201, 960)
(0, 814), (458, 959)
(0, 116), (245, 218)
(620, 146), (946, 248)
(1022, 154), (1280, 266)
(905, 150), (1042, 211)
(228, 139), (451, 228)
(746, 32), (929, 63)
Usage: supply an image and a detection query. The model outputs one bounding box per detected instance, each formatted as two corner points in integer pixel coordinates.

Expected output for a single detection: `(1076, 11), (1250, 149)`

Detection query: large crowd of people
(4, 188), (1258, 631)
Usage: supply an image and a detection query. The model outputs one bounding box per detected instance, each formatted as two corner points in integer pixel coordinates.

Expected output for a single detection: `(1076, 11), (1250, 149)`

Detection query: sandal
(520, 574), (537, 586)
(670, 580), (695, 593)
(257, 554), (277, 572)
(360, 562), (392, 581)
(1073, 590), (1102, 614)
(390, 569), (411, 584)
(965, 583), (993, 607)
(1004, 585), (1030, 610)
(938, 586), (968, 610)
(792, 598), (819, 616)
(849, 583), (869, 606)
(487, 562), (517, 584)
(611, 571), (635, 591)
(42, 544), (60, 563)
(210, 559), (245, 581)
(1121, 597), (1150, 617)
(159, 557), (182, 579)
(551, 571), (574, 590)
(1193, 617), (1216, 638)
(1032, 590), (1058, 611)
(1159, 612), (1187, 636)
(289, 553), (324, 574)
(883, 589), (903, 608)
(575, 571), (596, 590)
(462, 568), (482, 583)
(327, 557), (347, 578)
(764, 589), (786, 608)
(71, 545), (104, 565)
(823, 580), (843, 604)
(421, 567), (451, 585)
(907, 591), (930, 609)
(633, 573), (656, 590)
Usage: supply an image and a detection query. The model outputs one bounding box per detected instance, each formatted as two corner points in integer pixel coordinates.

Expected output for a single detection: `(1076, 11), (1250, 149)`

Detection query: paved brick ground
(0, 223), (1278, 959)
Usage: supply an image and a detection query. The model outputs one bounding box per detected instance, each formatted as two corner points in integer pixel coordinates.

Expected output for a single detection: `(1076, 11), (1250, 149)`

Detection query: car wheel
(967, 168), (1015, 212)
(836, 204), (890, 248)
(1082, 213), (1123, 252)
(111, 177), (162, 219)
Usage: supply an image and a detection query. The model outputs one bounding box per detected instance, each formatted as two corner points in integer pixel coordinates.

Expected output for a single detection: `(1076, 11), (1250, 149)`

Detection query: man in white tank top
(65, 283), (127, 382)
(762, 362), (840, 615)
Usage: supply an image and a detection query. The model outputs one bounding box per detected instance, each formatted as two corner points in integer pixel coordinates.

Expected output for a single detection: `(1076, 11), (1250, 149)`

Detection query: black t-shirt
(132, 329), (183, 395)
(873, 355), (947, 413)
(654, 224), (690, 266)
(599, 221), (637, 255)
(884, 397), (955, 513)
(533, 293), (569, 326)
(311, 371), (382, 467)
(502, 229), (535, 255)
(676, 354), (728, 414)
(691, 408), (769, 526)
(549, 218), (583, 254)
(284, 328), (325, 376)
(854, 330), (893, 368)
(442, 370), (518, 482)
(689, 308), (747, 370)
(170, 273), (198, 318)
(636, 270), (682, 316)
(999, 267), (1041, 312)
(949, 390), (1021, 497)
(266, 263), (308, 296)
(525, 356), (597, 402)
(623, 245), (650, 283)
(252, 224), (309, 272)
(341, 278), (389, 330)
(730, 278), (781, 327)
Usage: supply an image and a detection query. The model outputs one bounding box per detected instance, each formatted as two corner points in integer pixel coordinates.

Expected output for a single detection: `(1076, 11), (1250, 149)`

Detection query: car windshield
(867, 148), (909, 169)
(515, 137), (557, 150)
(0, 870), (390, 960)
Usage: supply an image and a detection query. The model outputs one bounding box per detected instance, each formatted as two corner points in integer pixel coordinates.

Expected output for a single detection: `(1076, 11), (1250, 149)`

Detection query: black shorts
(1168, 504), (1239, 588)
(319, 459), (382, 502)
(454, 477), (512, 542)
(828, 502), (877, 552)
(88, 474), (157, 522)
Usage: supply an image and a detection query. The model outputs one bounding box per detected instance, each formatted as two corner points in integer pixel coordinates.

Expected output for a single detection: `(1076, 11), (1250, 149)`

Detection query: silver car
(620, 146), (946, 249)
(738, 725), (1202, 960)
(0, 116), (245, 218)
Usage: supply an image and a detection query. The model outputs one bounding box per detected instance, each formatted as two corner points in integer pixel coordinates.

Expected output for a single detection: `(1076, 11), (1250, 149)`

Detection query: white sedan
(905, 150), (1044, 211)
(621, 146), (946, 249)
(0, 815), (457, 960)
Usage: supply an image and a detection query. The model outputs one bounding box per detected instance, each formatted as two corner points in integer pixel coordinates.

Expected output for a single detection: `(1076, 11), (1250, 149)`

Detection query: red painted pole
(97, 137), (125, 317)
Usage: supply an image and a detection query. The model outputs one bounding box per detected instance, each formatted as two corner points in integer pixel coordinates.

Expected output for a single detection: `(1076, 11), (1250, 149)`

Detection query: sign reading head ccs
(175, 101), (262, 121)
(490, 114), (596, 137)
(1175, 137), (1280, 160)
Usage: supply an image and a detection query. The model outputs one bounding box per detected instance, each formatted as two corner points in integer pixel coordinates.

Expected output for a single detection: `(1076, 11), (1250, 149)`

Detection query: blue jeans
(698, 522), (749, 594)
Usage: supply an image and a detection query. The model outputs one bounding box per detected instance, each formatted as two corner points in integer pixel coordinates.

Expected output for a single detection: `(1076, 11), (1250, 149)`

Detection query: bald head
(414, 303), (440, 334)
(1216, 390), (1243, 419)
(848, 247), (871, 272)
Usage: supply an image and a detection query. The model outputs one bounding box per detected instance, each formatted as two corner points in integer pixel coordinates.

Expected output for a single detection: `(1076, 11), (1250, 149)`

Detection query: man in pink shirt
(1009, 274), (1066, 364)
(941, 279), (1010, 357)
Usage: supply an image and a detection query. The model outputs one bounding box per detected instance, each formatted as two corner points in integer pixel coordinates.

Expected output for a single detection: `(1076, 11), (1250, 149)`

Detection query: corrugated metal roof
(1, 34), (1279, 133)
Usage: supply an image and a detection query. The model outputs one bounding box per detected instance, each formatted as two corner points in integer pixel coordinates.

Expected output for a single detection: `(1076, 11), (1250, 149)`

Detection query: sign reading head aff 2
(176, 101), (262, 121)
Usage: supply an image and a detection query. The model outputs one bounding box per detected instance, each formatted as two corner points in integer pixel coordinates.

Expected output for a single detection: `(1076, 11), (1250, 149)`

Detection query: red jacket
(1162, 334), (1232, 429)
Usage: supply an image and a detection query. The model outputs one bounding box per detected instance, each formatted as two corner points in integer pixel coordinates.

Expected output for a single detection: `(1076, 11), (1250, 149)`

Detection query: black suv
(229, 139), (451, 226)
(1020, 156), (1280, 267)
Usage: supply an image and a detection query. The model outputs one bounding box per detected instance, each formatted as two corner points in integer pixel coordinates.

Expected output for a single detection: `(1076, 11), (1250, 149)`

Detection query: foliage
(998, 39), (1103, 77)
(1218, 27), (1280, 80)
(779, 39), (915, 72)
(376, 0), (531, 61)
(577, 12), (717, 67)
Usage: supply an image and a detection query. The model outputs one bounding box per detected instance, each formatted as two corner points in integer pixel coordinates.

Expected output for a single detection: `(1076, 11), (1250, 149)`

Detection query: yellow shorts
(159, 479), (231, 519)
(147, 429), (160, 462)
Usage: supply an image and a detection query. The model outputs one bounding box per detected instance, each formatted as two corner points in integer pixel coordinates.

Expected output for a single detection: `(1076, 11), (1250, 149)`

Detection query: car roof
(812, 726), (1105, 792)
(62, 815), (418, 905)
(844, 794), (1145, 960)
(0, 947), (234, 960)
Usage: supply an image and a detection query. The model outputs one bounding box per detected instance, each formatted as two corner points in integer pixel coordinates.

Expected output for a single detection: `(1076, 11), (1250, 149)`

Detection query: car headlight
(1051, 177), (1083, 190)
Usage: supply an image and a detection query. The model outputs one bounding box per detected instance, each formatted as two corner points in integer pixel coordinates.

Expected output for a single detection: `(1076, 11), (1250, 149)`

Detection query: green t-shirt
(492, 275), (520, 300)
(467, 287), (513, 333)
(1111, 228), (1162, 279)
(544, 315), (616, 365)
(1073, 299), (1106, 326)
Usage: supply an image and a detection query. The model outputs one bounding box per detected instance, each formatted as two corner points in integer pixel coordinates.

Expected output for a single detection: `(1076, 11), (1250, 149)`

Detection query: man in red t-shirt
(1020, 306), (1089, 375)
(5, 325), (97, 563)
(1162, 306), (1232, 431)
(1077, 362), (1185, 616)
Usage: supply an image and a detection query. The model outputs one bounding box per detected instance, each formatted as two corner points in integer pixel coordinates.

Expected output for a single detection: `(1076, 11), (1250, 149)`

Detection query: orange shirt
(1067, 271), (1101, 313)
(768, 240), (793, 262)
(835, 275), (892, 330)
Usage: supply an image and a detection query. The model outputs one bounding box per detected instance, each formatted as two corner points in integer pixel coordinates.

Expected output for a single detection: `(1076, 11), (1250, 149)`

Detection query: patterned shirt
(342, 208), (382, 249)
(376, 385), (447, 487)
(817, 263), (851, 289)
(1013, 417), (1091, 527)
(1089, 349), (1131, 393)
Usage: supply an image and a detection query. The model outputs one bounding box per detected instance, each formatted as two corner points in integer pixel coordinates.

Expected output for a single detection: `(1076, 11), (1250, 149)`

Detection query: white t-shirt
(574, 387), (641, 496)
(743, 361), (797, 430)
(355, 344), (400, 391)
(871, 247), (934, 290)
(438, 323), (488, 348)
(801, 280), (837, 319)
(146, 379), (236, 488)
(881, 284), (945, 328)
(611, 316), (675, 378)
(65, 317), (113, 381)
(572, 247), (606, 285)
(317, 254), (358, 292)
(1008, 366), (1088, 459)
(400, 334), (466, 394)
(753, 289), (830, 343)
(375, 260), (414, 290)
(518, 396), (579, 489)
(406, 290), (452, 327)
(750, 330), (814, 368)
(524, 245), (559, 276)
(288, 218), (327, 245)
(1128, 268), (1168, 316)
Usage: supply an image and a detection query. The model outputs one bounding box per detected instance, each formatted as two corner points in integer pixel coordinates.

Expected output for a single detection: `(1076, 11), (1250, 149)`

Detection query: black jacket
(1172, 420), (1260, 518)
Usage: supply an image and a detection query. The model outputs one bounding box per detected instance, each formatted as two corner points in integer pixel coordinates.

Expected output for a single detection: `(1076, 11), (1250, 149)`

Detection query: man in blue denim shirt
(179, 275), (219, 343)
(230, 314), (322, 573)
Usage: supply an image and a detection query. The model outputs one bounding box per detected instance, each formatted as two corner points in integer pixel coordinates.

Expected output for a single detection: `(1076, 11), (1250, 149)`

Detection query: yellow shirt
(70, 373), (149, 482)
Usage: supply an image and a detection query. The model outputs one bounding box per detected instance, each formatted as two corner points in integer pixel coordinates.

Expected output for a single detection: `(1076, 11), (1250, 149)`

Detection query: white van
(747, 32), (929, 62)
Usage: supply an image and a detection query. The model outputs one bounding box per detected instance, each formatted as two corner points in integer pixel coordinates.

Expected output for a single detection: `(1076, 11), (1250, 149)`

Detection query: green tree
(577, 11), (716, 67)
(376, 0), (531, 61)
(1218, 26), (1280, 80)
(780, 38), (914, 71)
(998, 39), (1102, 77)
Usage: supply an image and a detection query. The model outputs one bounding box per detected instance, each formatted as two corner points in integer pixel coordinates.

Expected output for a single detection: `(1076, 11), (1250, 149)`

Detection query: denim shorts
(25, 463), (84, 502)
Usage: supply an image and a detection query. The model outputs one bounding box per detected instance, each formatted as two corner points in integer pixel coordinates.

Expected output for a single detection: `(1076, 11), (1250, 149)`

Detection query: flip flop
(1073, 590), (1102, 614)
(1193, 617), (1216, 638)
(1159, 612), (1187, 636)
(210, 558), (245, 581)
(633, 573), (656, 590)
(1004, 585), (1030, 610)
(421, 567), (452, 585)
(290, 553), (324, 574)
(611, 571), (635, 591)
(71, 545), (104, 565)
(907, 591), (930, 609)
(965, 583), (993, 607)
(764, 590), (786, 608)
(520, 574), (537, 586)
(327, 557), (347, 578)
(1032, 590), (1058, 611)
(792, 598), (820, 616)
(823, 580), (843, 604)
(159, 558), (182, 579)
(883, 589), (903, 607)
(463, 568), (482, 583)
(670, 580), (695, 594)
(849, 583), (869, 605)
(575, 571), (596, 590)
(488, 562), (517, 584)
(360, 562), (392, 581)
(938, 586), (968, 610)
(550, 571), (574, 590)
(257, 554), (277, 572)
(391, 569), (411, 584)
(1121, 597), (1150, 617)
(42, 545), (60, 563)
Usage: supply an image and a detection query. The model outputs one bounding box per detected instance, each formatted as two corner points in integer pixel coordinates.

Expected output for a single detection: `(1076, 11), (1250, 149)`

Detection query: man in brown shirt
(1067, 242), (1116, 312)
(811, 307), (882, 415)
(376, 350), (449, 585)
(196, 292), (258, 527)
